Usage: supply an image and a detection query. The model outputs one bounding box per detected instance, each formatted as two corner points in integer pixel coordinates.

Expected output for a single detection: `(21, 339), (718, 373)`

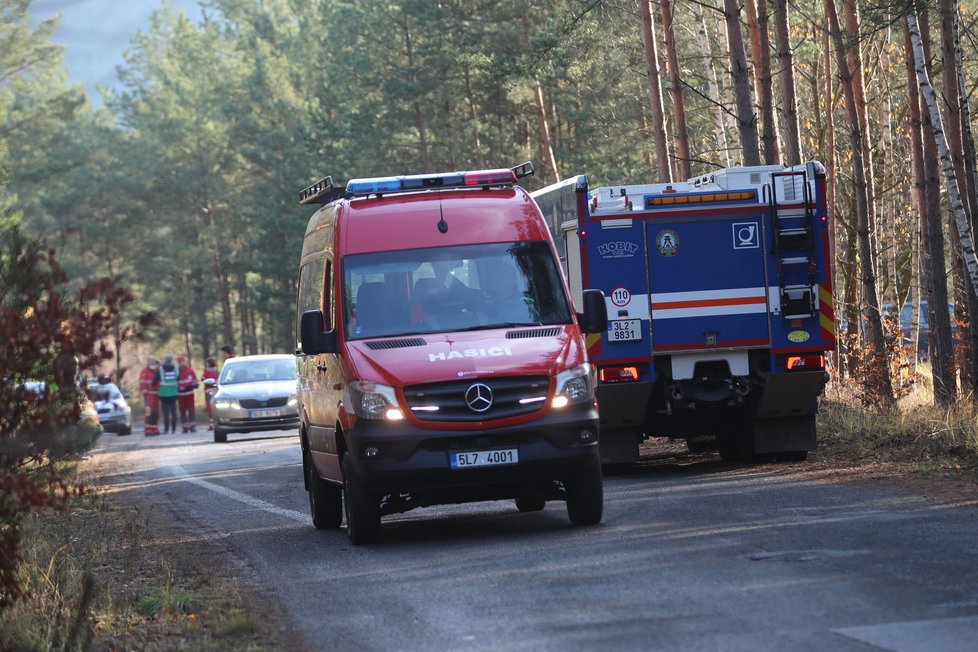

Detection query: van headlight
(347, 381), (404, 420)
(552, 363), (595, 408)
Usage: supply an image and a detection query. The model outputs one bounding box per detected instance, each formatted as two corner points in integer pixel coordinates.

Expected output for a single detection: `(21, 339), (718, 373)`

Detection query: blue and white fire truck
(531, 162), (835, 464)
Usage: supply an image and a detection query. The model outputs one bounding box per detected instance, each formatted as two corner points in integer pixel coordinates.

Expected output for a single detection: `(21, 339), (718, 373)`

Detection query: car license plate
(450, 449), (518, 469)
(609, 319), (641, 342)
(249, 408), (282, 418)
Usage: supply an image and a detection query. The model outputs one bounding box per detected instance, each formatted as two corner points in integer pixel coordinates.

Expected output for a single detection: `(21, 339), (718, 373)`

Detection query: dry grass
(0, 470), (294, 651)
(817, 376), (978, 479)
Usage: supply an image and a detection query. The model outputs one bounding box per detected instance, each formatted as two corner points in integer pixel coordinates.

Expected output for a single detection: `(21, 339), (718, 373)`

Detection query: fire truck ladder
(767, 170), (816, 320)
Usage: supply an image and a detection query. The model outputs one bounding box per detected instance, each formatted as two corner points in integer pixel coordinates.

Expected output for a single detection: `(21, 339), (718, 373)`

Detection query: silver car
(90, 382), (132, 435)
(211, 354), (299, 443)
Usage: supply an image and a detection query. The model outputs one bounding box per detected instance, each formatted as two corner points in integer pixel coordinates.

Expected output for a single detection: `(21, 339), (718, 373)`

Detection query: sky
(30, 0), (204, 105)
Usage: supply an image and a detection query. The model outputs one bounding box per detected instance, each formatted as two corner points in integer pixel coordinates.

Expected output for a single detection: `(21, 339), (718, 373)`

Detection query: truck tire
(515, 496), (546, 513)
(342, 452), (381, 544)
(565, 463), (603, 526)
(306, 450), (342, 529)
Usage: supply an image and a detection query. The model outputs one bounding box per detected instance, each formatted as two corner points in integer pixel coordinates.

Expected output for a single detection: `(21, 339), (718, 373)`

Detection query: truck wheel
(306, 450), (342, 529)
(214, 427), (228, 443)
(515, 496), (546, 513)
(342, 452), (381, 544)
(565, 463), (603, 526)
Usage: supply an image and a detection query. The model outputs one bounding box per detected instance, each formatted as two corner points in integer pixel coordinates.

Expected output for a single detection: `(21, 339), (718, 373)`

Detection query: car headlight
(553, 363), (595, 408)
(346, 381), (403, 420)
(288, 395), (298, 407)
(214, 399), (240, 410)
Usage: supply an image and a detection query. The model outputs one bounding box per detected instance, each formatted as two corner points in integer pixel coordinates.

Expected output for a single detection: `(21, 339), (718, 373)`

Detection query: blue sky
(30, 0), (203, 104)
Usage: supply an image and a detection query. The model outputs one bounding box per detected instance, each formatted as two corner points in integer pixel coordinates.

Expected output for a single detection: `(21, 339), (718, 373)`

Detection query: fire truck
(531, 161), (835, 464)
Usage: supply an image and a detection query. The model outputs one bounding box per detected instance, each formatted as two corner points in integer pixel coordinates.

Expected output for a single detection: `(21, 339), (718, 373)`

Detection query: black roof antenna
(437, 203), (448, 233)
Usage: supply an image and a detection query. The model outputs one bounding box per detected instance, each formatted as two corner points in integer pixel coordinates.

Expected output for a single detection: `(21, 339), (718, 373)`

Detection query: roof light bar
(346, 162), (533, 198)
(644, 189), (758, 209)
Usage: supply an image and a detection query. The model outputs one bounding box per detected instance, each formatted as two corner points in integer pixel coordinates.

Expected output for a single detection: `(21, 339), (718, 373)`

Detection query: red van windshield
(342, 241), (572, 340)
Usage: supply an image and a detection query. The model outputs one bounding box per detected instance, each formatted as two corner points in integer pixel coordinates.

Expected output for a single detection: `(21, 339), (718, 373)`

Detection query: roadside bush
(0, 224), (153, 608)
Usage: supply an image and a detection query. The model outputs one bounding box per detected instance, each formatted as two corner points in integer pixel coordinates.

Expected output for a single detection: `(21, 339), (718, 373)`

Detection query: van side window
(296, 257), (328, 348)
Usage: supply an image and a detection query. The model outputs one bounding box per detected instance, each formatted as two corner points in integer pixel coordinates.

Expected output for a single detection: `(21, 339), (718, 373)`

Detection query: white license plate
(450, 448), (518, 469)
(608, 319), (641, 342)
(249, 408), (282, 418)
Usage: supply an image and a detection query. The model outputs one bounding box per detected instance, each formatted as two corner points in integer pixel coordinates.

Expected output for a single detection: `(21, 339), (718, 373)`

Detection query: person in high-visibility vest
(154, 354), (180, 434)
(138, 355), (161, 436)
(176, 355), (199, 432)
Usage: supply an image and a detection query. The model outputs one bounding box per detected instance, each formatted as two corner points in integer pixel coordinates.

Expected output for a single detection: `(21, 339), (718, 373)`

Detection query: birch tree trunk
(723, 0), (760, 166)
(908, 13), (978, 297)
(826, 0), (894, 402)
(745, 0), (779, 164)
(907, 11), (959, 403)
(770, 0), (802, 165)
(660, 0), (691, 179)
(640, 0), (671, 181)
(941, 0), (978, 392)
(694, 2), (731, 167)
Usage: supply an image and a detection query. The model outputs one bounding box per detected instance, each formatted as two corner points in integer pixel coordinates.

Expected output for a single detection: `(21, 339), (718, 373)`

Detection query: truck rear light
(599, 366), (639, 383)
(785, 354), (824, 371)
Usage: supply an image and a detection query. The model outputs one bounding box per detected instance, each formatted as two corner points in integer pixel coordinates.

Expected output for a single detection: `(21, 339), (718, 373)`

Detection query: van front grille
(404, 376), (550, 422)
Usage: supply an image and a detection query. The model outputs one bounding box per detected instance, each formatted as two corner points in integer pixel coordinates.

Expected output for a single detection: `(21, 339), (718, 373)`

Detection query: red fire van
(295, 163), (608, 543)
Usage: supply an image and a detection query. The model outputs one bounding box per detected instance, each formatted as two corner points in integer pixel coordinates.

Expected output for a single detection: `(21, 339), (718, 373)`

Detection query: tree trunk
(941, 0), (978, 393)
(770, 0), (802, 165)
(745, 0), (779, 164)
(693, 2), (731, 167)
(533, 78), (560, 183)
(723, 0), (760, 166)
(826, 0), (893, 403)
(463, 64), (484, 169)
(640, 0), (671, 180)
(659, 0), (691, 179)
(908, 11), (958, 403)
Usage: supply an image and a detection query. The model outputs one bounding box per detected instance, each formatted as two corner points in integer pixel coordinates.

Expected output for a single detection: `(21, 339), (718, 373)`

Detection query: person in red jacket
(139, 355), (161, 436)
(176, 355), (199, 433)
(201, 356), (219, 430)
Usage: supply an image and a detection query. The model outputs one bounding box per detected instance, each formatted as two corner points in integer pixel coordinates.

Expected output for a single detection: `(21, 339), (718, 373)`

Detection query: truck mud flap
(752, 415), (816, 454)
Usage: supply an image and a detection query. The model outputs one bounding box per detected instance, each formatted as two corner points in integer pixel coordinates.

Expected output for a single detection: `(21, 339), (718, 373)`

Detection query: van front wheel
(306, 450), (342, 529)
(565, 463), (603, 526)
(342, 452), (381, 544)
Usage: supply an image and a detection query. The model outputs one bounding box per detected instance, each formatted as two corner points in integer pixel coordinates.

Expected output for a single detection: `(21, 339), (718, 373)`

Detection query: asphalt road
(93, 426), (978, 651)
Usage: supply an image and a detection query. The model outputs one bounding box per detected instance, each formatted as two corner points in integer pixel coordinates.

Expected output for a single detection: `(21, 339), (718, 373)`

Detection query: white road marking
(834, 615), (978, 651)
(170, 464), (309, 523)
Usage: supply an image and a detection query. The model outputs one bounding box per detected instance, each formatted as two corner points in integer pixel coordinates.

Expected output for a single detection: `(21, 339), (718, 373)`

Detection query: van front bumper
(347, 402), (600, 496)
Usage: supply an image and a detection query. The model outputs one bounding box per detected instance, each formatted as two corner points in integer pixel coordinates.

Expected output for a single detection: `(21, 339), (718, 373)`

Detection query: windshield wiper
(461, 322), (545, 331)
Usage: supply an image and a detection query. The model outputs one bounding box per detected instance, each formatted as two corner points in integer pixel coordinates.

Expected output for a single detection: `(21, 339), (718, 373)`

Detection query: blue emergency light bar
(346, 161), (534, 198)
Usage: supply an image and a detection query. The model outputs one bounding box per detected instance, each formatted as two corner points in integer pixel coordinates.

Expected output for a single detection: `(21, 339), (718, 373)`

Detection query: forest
(3, 0), (978, 406)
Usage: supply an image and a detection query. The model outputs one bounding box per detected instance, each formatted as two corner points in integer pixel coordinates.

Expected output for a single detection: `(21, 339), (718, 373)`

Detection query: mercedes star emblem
(464, 383), (493, 413)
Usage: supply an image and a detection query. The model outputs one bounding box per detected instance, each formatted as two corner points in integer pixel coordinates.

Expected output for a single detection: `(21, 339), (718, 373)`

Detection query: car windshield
(92, 383), (123, 401)
(220, 360), (296, 384)
(341, 241), (572, 340)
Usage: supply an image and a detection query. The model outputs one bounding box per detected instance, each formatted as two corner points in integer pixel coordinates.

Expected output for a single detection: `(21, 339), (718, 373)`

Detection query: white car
(90, 382), (132, 435)
(210, 354), (299, 443)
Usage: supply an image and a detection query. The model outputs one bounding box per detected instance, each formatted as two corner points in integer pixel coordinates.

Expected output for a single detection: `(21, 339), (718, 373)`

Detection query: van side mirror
(578, 289), (608, 334)
(300, 310), (337, 355)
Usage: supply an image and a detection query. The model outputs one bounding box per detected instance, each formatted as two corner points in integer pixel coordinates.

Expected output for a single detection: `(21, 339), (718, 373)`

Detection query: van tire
(565, 463), (603, 526)
(306, 450), (342, 529)
(342, 452), (381, 544)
